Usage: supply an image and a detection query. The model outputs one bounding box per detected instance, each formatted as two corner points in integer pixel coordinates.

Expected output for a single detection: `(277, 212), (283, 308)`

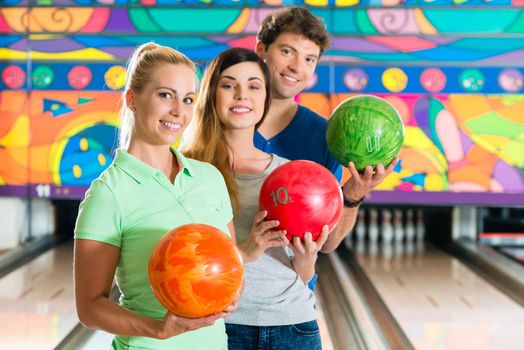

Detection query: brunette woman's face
(128, 63), (196, 146)
(215, 61), (266, 131)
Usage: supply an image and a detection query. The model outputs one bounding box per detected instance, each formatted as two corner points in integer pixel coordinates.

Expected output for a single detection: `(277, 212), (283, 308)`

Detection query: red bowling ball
(259, 160), (343, 241)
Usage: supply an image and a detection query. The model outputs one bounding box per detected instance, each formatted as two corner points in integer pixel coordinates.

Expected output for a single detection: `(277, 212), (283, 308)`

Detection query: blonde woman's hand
(157, 311), (226, 339)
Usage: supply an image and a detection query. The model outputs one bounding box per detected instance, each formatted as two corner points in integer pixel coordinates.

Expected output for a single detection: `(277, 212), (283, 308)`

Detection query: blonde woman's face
(215, 61), (266, 131)
(129, 63), (196, 146)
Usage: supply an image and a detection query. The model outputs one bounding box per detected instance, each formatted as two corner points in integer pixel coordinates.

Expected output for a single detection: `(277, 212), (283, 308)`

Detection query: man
(254, 6), (397, 254)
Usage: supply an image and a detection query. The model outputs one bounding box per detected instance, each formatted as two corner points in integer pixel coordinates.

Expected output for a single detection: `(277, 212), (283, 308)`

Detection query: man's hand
(319, 157), (398, 253)
(342, 157), (399, 201)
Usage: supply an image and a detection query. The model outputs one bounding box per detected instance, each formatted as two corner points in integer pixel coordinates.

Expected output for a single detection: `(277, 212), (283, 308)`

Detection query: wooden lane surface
(0, 241), (78, 350)
(353, 241), (524, 350)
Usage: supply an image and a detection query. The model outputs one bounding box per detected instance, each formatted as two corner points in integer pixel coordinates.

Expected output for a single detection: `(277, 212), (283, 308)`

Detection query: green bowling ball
(326, 95), (405, 172)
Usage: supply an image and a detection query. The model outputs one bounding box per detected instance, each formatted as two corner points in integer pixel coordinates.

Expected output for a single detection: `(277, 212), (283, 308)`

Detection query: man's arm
(321, 207), (358, 253)
(321, 159), (398, 253)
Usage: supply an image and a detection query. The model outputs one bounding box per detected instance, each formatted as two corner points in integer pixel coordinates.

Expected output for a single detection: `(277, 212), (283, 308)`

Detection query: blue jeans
(226, 321), (322, 350)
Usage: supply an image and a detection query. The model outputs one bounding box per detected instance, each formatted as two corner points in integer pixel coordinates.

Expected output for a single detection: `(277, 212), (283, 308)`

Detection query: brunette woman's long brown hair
(183, 48), (271, 211)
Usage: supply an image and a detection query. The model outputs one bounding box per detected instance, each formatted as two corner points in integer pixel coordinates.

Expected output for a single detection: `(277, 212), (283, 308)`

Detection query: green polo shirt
(75, 148), (233, 350)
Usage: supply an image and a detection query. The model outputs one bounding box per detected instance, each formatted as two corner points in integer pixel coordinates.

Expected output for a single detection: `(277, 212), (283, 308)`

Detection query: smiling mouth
(160, 120), (182, 131)
(230, 107), (252, 114)
(281, 74), (299, 83)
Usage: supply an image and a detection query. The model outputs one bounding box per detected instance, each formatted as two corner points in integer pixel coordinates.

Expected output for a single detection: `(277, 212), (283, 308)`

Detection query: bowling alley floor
(0, 241), (78, 350)
(352, 240), (524, 350)
(4, 237), (522, 350)
(0, 240), (336, 349)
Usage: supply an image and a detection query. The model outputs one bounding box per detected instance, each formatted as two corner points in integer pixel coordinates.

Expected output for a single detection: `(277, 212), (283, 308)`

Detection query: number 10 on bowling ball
(270, 187), (290, 206)
(259, 160), (343, 241)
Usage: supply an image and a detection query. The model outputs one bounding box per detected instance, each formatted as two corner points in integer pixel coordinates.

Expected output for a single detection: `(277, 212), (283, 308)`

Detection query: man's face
(256, 32), (320, 100)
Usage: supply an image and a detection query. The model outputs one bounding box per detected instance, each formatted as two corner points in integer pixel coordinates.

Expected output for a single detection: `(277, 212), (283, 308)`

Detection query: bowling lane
(0, 241), (78, 350)
(353, 241), (524, 350)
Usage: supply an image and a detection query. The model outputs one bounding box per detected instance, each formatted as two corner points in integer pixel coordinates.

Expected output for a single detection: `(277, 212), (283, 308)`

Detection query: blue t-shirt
(254, 105), (342, 181)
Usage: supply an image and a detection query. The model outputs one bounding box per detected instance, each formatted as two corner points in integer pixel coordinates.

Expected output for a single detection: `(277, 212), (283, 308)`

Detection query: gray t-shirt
(225, 154), (317, 326)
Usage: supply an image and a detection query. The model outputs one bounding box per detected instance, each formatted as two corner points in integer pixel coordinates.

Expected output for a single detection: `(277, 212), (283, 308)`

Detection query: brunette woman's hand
(289, 225), (330, 282)
(239, 210), (289, 263)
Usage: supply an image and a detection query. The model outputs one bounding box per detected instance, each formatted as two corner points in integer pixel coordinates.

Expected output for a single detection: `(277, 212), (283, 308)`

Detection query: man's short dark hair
(257, 7), (331, 56)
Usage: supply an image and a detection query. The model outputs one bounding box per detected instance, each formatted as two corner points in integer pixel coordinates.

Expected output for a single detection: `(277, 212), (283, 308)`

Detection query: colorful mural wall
(1, 1), (523, 205)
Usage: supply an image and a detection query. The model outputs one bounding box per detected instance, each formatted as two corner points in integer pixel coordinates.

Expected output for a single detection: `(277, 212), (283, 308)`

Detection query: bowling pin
(355, 209), (366, 242)
(416, 239), (425, 264)
(393, 209), (404, 243)
(344, 235), (352, 249)
(393, 241), (404, 269)
(381, 241), (393, 271)
(416, 209), (425, 241)
(406, 241), (415, 256)
(381, 209), (393, 244)
(368, 208), (379, 243)
(405, 241), (415, 268)
(381, 241), (393, 259)
(368, 240), (379, 269)
(405, 209), (415, 242)
(355, 238), (366, 255)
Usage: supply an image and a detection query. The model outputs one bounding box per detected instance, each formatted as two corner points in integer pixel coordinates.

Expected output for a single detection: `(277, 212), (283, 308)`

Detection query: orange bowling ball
(148, 223), (243, 318)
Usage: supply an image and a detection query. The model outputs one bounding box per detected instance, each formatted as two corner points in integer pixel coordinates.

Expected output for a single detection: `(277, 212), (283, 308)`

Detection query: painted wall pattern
(0, 3), (523, 205)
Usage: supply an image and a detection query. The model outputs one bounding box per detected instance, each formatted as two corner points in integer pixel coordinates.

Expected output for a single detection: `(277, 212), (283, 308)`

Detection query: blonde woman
(74, 42), (237, 350)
